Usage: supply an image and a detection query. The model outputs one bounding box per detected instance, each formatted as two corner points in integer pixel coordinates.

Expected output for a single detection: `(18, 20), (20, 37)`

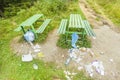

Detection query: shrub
(3, 1), (35, 18)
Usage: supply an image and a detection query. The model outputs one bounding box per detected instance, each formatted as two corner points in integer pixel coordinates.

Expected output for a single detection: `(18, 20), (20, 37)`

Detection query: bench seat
(57, 19), (68, 34)
(36, 19), (51, 33)
(83, 20), (96, 37)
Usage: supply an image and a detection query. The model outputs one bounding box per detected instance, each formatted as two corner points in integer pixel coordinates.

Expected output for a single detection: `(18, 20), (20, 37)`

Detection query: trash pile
(65, 47), (105, 78)
(24, 30), (35, 42)
(85, 60), (104, 77)
(21, 43), (44, 70)
(21, 43), (43, 62)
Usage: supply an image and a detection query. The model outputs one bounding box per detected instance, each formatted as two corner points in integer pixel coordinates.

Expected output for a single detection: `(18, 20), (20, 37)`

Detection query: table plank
(15, 14), (43, 31)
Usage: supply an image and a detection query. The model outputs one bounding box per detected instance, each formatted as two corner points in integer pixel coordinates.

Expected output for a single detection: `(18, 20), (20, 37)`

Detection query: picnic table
(57, 14), (96, 41)
(14, 14), (51, 38)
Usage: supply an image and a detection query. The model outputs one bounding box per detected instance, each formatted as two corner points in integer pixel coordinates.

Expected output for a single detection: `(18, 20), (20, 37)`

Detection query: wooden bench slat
(71, 14), (73, 27)
(76, 14), (79, 28)
(63, 20), (68, 34)
(14, 14), (43, 31)
(57, 19), (68, 34)
(69, 14), (72, 27)
(84, 20), (96, 37)
(77, 14), (82, 28)
(57, 19), (64, 34)
(80, 15), (83, 28)
(86, 21), (96, 37)
(83, 21), (91, 36)
(36, 19), (51, 33)
(75, 14), (77, 28)
(58, 19), (67, 34)
(69, 14), (84, 28)
(58, 21), (64, 34)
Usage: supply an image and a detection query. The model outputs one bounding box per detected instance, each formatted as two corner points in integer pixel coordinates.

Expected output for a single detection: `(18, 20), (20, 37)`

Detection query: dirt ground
(11, 0), (120, 80)
(79, 0), (120, 80)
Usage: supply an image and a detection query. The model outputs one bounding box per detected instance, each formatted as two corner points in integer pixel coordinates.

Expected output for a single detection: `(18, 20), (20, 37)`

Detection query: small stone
(109, 59), (113, 62)
(100, 52), (104, 55)
(62, 54), (64, 58)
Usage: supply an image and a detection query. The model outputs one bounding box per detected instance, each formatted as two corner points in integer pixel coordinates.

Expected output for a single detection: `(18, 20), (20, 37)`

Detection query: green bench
(57, 19), (68, 34)
(83, 20), (96, 37)
(57, 14), (96, 41)
(14, 14), (51, 38)
(57, 14), (96, 42)
(36, 19), (51, 33)
(14, 14), (43, 32)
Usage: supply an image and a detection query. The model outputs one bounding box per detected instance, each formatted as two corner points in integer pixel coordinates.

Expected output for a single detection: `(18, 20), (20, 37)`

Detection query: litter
(71, 33), (79, 48)
(34, 49), (40, 52)
(87, 48), (94, 57)
(78, 66), (83, 71)
(71, 72), (77, 76)
(85, 64), (94, 77)
(92, 60), (105, 76)
(85, 60), (105, 77)
(65, 58), (71, 65)
(64, 71), (71, 75)
(65, 75), (71, 80)
(33, 44), (41, 49)
(37, 52), (44, 58)
(75, 58), (82, 63)
(65, 47), (105, 77)
(24, 30), (35, 42)
(64, 70), (77, 80)
(33, 64), (38, 70)
(69, 52), (77, 59)
(22, 54), (33, 62)
(109, 59), (113, 62)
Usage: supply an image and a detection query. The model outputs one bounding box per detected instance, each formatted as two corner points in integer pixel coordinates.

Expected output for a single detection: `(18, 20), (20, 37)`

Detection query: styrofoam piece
(78, 66), (83, 71)
(22, 54), (33, 62)
(34, 49), (40, 52)
(33, 64), (38, 70)
(92, 61), (105, 75)
(85, 64), (94, 77)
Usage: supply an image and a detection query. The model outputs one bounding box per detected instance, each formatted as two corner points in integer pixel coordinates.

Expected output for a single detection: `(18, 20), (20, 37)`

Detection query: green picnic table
(57, 14), (96, 41)
(14, 14), (51, 38)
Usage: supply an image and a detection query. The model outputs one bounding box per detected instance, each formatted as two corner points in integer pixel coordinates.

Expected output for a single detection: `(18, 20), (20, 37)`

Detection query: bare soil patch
(79, 0), (120, 80)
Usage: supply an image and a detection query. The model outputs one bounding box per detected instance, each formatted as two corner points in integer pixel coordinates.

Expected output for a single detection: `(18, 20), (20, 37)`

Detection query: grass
(73, 71), (93, 80)
(57, 32), (91, 49)
(87, 0), (120, 27)
(0, 0), (93, 80)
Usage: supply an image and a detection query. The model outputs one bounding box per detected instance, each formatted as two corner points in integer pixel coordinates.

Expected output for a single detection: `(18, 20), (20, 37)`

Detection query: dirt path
(79, 0), (120, 80)
(40, 29), (68, 67)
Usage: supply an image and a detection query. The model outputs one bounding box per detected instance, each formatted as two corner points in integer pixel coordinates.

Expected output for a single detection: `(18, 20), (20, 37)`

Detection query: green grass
(87, 0), (120, 27)
(57, 33), (91, 49)
(73, 71), (93, 80)
(0, 0), (93, 80)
